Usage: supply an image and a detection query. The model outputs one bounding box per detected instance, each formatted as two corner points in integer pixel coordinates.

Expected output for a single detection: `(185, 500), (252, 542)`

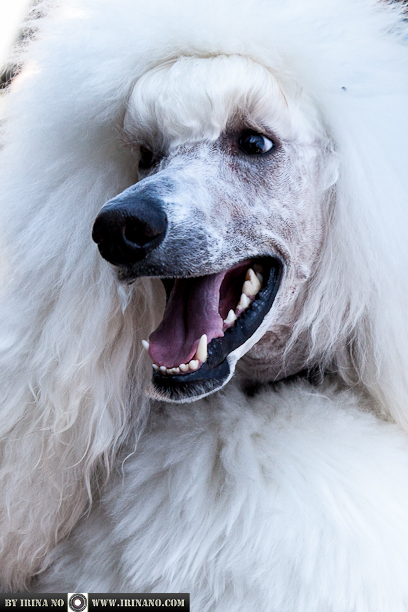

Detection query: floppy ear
(261, 2), (408, 431)
(0, 141), (164, 586)
(291, 92), (408, 429)
(0, 12), (168, 591)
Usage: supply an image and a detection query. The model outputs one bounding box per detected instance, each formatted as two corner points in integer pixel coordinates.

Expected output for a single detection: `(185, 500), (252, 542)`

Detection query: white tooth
(243, 271), (261, 296)
(189, 359), (199, 371)
(173, 367), (180, 374)
(237, 293), (251, 311)
(242, 280), (256, 297)
(166, 368), (173, 374)
(152, 363), (159, 371)
(248, 268), (262, 291)
(224, 309), (237, 325)
(142, 340), (150, 351)
(159, 366), (167, 374)
(179, 363), (189, 372)
(245, 268), (255, 282)
(195, 334), (207, 362)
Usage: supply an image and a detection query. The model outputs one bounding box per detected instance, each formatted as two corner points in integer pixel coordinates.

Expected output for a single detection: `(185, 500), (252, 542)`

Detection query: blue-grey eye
(239, 131), (274, 155)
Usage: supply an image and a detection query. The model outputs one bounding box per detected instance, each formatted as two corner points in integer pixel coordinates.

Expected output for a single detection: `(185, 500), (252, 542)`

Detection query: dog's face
(93, 55), (333, 402)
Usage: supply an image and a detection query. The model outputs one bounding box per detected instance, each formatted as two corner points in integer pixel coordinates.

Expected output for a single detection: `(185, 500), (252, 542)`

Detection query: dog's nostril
(123, 218), (163, 247)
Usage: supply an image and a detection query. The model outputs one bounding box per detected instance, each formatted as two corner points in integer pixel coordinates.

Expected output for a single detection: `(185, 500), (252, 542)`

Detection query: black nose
(92, 186), (168, 266)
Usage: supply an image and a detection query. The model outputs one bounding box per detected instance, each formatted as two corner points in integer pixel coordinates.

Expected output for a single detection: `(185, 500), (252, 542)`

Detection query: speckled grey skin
(110, 57), (336, 397)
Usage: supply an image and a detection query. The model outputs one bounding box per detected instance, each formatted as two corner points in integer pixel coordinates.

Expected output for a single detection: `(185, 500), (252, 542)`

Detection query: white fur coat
(1, 0), (408, 609)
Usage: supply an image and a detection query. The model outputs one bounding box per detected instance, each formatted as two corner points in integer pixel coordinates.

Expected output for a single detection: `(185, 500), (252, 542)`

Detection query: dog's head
(92, 55), (334, 402)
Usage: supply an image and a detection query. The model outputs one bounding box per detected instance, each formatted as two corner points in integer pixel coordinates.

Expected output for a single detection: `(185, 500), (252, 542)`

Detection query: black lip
(151, 257), (283, 401)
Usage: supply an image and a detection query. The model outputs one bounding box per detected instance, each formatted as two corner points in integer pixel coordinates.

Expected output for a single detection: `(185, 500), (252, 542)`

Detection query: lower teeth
(145, 264), (264, 375)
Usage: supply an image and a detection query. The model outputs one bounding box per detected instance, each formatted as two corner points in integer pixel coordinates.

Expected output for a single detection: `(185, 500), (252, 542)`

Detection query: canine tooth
(243, 269), (261, 296)
(249, 268), (262, 291)
(243, 280), (255, 297)
(188, 359), (199, 371)
(195, 334), (207, 362)
(237, 293), (251, 311)
(179, 363), (189, 372)
(224, 309), (237, 325)
(159, 366), (167, 374)
(152, 363), (159, 371)
(245, 268), (255, 282)
(141, 340), (150, 351)
(242, 280), (252, 296)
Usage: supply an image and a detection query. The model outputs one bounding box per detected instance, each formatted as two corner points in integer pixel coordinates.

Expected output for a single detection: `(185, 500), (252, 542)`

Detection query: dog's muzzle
(93, 184), (283, 403)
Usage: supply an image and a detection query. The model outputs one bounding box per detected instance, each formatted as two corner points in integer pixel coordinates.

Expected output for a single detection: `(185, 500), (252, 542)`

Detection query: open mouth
(143, 256), (283, 401)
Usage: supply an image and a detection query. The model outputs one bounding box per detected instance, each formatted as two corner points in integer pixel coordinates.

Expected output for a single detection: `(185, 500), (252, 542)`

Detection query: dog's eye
(239, 131), (274, 155)
(139, 146), (154, 170)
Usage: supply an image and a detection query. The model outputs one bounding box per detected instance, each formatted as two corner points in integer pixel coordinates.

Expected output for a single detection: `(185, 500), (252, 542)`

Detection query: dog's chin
(144, 256), (283, 403)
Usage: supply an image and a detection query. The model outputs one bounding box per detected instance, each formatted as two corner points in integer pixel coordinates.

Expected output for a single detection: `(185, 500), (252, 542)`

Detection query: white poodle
(1, 0), (408, 609)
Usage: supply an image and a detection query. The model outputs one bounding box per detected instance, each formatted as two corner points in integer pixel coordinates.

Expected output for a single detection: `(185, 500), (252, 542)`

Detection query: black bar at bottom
(0, 594), (190, 612)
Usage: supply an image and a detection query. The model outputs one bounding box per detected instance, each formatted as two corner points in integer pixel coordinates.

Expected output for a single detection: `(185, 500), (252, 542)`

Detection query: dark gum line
(155, 259), (261, 370)
(157, 270), (259, 373)
(152, 257), (282, 391)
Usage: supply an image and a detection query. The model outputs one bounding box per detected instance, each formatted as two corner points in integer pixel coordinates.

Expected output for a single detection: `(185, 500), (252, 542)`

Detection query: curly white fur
(36, 381), (408, 611)
(1, 0), (408, 608)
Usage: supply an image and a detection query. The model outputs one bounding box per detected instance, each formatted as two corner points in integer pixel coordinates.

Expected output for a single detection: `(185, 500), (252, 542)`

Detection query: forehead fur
(124, 55), (323, 148)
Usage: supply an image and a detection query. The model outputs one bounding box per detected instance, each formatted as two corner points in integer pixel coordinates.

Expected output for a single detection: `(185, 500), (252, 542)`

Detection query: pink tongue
(149, 271), (227, 368)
